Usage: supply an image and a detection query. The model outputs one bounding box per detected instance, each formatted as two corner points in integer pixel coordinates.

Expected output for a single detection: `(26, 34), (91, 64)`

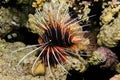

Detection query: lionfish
(12, 1), (89, 80)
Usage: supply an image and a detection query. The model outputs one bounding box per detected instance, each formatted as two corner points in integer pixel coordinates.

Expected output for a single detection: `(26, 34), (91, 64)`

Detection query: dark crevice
(113, 12), (119, 18)
(67, 65), (117, 80)
(4, 27), (39, 45)
(88, 1), (103, 31)
(0, 0), (35, 15)
(110, 42), (120, 61)
(66, 69), (84, 80)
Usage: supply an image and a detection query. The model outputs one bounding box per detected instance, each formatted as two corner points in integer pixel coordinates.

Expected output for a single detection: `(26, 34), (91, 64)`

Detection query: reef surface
(0, 0), (120, 80)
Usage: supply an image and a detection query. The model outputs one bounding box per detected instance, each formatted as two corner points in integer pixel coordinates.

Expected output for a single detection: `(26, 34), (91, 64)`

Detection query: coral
(45, 64), (67, 80)
(108, 0), (120, 6)
(32, 0), (72, 10)
(44, 55), (88, 80)
(100, 3), (120, 24)
(88, 47), (118, 68)
(0, 7), (26, 37)
(32, 0), (46, 10)
(65, 55), (88, 72)
(29, 60), (45, 75)
(70, 1), (91, 23)
(0, 7), (18, 37)
(1, 0), (120, 80)
(110, 74), (120, 80)
(88, 47), (106, 65)
(27, 14), (45, 35)
(29, 52), (88, 79)
(115, 63), (120, 73)
(0, 38), (45, 80)
(97, 3), (120, 47)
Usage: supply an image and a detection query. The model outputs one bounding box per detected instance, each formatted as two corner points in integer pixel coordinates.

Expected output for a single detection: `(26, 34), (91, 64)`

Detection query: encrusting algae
(97, 3), (120, 47)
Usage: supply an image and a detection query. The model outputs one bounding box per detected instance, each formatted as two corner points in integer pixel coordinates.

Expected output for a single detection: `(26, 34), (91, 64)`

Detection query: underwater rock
(115, 63), (120, 73)
(97, 3), (120, 47)
(1, 0), (120, 80)
(89, 47), (118, 68)
(65, 55), (88, 72)
(0, 7), (19, 37)
(110, 74), (120, 80)
(44, 64), (67, 80)
(29, 60), (45, 75)
(23, 49), (88, 80)
(0, 39), (44, 80)
(0, 0), (32, 4)
(44, 55), (88, 80)
(27, 14), (45, 36)
(16, 0), (33, 4)
(31, 0), (72, 10)
(69, 1), (91, 24)
(100, 3), (120, 24)
(88, 48), (106, 66)
(0, 7), (26, 37)
(32, 0), (46, 10)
